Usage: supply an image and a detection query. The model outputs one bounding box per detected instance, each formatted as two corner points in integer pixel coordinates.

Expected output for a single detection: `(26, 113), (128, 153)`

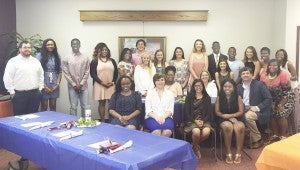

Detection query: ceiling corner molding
(79, 10), (208, 21)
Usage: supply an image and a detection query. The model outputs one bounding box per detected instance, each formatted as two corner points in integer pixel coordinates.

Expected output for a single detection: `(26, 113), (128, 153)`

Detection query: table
(0, 111), (198, 170)
(256, 133), (300, 170)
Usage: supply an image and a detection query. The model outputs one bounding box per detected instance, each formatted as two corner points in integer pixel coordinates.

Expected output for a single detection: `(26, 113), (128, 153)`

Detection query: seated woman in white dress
(144, 74), (175, 137)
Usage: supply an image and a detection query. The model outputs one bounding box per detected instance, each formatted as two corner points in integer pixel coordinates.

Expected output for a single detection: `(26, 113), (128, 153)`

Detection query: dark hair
(40, 38), (61, 73)
(188, 79), (209, 100)
(18, 41), (30, 49)
(171, 47), (185, 60)
(219, 79), (239, 114)
(71, 38), (80, 44)
(212, 41), (220, 46)
(119, 48), (132, 62)
(216, 59), (231, 73)
(240, 67), (254, 75)
(243, 46), (258, 62)
(152, 74), (165, 87)
(165, 65), (176, 74)
(228, 46), (236, 52)
(92, 42), (111, 60)
(276, 49), (288, 67)
(260, 47), (270, 54)
(266, 59), (281, 76)
(115, 75), (135, 94)
(136, 39), (146, 47)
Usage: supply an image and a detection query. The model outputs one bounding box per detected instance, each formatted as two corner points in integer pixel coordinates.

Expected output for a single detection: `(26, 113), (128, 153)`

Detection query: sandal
(226, 153), (233, 164)
(234, 154), (242, 164)
(192, 144), (201, 159)
(279, 136), (287, 140)
(269, 134), (279, 141)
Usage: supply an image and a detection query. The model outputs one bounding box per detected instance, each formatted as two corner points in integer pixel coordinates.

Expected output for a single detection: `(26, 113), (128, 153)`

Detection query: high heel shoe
(234, 154), (242, 164)
(226, 153), (233, 164)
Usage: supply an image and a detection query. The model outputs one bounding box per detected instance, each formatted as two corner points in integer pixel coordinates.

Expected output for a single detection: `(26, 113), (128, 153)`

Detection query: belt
(15, 88), (38, 93)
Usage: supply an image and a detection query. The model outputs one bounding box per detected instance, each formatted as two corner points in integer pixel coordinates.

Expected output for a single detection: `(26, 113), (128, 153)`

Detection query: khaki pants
(245, 110), (261, 143)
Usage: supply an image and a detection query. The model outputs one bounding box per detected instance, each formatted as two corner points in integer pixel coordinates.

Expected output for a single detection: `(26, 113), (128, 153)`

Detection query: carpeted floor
(0, 145), (264, 170)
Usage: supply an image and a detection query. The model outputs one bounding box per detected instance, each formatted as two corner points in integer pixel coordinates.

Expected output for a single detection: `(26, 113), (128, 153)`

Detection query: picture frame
(118, 36), (167, 61)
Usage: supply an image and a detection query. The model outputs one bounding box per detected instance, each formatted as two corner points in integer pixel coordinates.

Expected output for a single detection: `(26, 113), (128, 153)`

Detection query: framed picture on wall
(118, 36), (167, 61)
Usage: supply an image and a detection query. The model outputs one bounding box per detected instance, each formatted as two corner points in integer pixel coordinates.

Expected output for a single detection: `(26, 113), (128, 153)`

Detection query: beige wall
(16, 0), (288, 116)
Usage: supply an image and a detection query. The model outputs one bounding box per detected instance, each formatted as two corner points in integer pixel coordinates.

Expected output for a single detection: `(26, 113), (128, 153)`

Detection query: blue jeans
(68, 87), (90, 117)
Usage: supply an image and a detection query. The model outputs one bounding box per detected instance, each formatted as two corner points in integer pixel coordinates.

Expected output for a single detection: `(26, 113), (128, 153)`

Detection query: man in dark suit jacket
(237, 67), (272, 149)
(208, 41), (228, 80)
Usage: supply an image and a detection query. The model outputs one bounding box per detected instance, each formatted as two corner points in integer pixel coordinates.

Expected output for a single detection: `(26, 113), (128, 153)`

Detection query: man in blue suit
(237, 67), (272, 149)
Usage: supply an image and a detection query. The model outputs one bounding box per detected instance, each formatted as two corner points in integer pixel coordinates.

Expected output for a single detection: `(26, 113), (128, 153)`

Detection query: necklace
(99, 57), (108, 63)
(268, 74), (277, 80)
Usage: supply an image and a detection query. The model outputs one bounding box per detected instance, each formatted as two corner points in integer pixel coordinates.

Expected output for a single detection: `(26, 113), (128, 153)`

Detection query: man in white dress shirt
(3, 41), (44, 115)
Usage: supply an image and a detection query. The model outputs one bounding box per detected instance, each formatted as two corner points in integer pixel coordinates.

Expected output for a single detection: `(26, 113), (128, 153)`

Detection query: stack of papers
(53, 130), (83, 141)
(15, 114), (40, 120)
(29, 121), (55, 130)
(21, 121), (55, 130)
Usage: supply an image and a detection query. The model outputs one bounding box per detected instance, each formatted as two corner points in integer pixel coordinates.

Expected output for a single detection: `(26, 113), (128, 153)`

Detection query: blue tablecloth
(0, 111), (198, 170)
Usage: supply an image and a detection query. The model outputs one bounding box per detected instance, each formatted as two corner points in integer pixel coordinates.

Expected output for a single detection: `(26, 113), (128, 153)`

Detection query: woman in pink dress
(90, 43), (118, 122)
(188, 39), (208, 89)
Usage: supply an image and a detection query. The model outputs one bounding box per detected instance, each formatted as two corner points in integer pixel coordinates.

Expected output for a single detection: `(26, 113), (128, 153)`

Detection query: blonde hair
(141, 52), (153, 76)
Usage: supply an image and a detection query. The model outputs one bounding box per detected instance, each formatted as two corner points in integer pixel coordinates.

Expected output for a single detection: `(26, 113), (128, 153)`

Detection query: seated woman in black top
(215, 79), (245, 164)
(184, 79), (212, 159)
(109, 76), (142, 130)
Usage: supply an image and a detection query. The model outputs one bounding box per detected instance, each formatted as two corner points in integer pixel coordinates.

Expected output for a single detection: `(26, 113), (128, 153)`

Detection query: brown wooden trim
(79, 10), (208, 21)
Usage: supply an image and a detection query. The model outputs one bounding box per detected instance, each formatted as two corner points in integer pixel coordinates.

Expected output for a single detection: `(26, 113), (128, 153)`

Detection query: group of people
(3, 38), (298, 165)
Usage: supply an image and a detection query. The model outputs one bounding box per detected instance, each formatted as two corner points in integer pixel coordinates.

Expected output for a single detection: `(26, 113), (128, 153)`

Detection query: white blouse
(145, 88), (174, 119)
(134, 65), (156, 95)
(206, 81), (218, 98)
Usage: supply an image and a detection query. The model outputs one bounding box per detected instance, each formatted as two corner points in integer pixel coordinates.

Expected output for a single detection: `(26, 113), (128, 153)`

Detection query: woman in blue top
(109, 76), (142, 129)
(36, 38), (62, 111)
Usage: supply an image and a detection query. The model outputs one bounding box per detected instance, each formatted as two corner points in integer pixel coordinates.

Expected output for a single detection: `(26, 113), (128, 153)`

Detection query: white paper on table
(53, 130), (81, 137)
(29, 121), (55, 130)
(88, 140), (119, 149)
(15, 114), (40, 120)
(21, 122), (42, 127)
(109, 140), (133, 153)
(58, 130), (83, 141)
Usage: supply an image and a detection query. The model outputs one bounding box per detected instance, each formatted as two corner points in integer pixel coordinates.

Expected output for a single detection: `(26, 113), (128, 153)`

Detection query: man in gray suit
(237, 67), (272, 149)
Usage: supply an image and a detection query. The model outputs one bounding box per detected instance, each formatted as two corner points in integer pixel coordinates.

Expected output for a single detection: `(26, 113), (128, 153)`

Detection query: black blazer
(237, 80), (272, 125)
(208, 53), (228, 80)
(90, 58), (118, 85)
